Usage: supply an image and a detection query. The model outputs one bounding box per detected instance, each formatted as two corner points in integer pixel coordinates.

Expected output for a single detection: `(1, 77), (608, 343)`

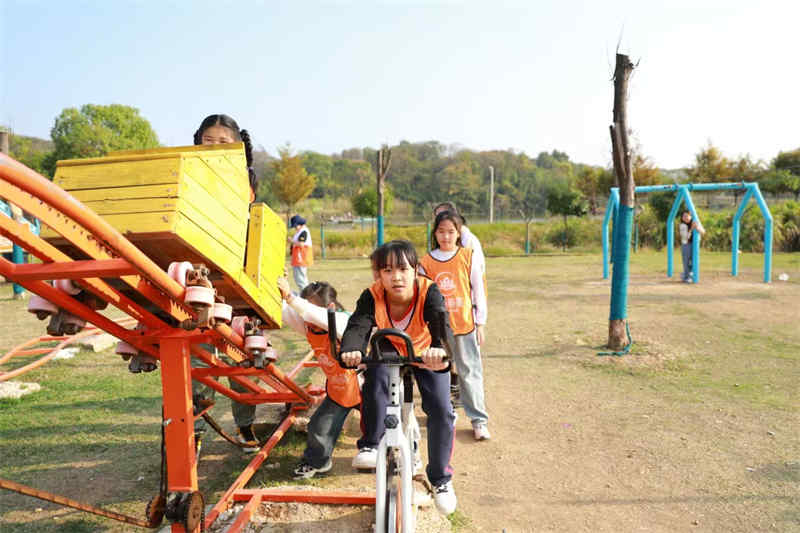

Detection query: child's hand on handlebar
(340, 351), (363, 368)
(419, 346), (447, 371)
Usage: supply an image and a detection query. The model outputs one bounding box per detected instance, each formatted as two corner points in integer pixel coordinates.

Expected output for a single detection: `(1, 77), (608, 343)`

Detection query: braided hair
(193, 114), (258, 192)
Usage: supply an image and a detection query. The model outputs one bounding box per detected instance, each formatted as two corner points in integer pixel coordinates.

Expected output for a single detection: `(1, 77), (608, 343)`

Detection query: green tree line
(5, 105), (800, 235)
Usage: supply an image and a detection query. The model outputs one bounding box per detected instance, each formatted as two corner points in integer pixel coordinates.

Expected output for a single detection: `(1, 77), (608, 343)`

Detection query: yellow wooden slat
(75, 197), (178, 215)
(181, 159), (248, 224)
(176, 197), (245, 254)
(196, 153), (250, 201)
(55, 158), (181, 190)
(245, 204), (286, 286)
(235, 270), (282, 328)
(69, 184), (180, 202)
(96, 211), (177, 234)
(173, 214), (242, 277)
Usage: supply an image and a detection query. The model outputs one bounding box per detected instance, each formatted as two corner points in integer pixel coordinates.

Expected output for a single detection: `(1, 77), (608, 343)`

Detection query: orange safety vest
(369, 277), (433, 358)
(305, 325), (361, 408)
(419, 248), (475, 335)
(291, 228), (314, 267)
(291, 244), (313, 267)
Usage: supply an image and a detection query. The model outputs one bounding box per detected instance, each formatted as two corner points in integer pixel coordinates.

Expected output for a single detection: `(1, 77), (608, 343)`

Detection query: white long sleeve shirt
(418, 248), (487, 326)
(281, 295), (349, 339)
(460, 225), (486, 275)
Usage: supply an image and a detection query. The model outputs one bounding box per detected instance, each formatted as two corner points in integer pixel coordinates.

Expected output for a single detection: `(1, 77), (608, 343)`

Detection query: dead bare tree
(376, 145), (392, 245)
(607, 53), (636, 351)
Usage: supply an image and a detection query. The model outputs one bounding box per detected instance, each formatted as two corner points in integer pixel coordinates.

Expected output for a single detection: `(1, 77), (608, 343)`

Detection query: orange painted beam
(204, 413), (295, 528)
(7, 258), (138, 280)
(232, 489), (376, 505)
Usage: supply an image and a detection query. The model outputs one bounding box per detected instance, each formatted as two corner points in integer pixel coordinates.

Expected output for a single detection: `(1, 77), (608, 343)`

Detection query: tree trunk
(375, 146), (391, 246)
(562, 214), (568, 252)
(607, 53), (636, 351)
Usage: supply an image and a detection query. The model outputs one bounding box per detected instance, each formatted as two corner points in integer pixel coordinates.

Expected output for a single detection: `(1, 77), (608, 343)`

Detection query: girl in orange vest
(340, 240), (458, 516)
(277, 276), (361, 479)
(419, 210), (490, 441)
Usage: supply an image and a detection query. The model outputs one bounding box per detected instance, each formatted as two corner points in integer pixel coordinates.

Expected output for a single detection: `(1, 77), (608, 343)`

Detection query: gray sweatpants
(452, 330), (489, 427)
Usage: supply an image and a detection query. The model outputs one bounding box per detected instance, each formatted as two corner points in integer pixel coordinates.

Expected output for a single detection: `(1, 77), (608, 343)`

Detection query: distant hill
(11, 133), (53, 152)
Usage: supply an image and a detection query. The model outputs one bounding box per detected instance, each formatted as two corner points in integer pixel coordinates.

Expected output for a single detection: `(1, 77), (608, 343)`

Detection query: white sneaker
(352, 447), (377, 470)
(293, 458), (332, 479)
(433, 480), (457, 515)
(473, 423), (491, 441)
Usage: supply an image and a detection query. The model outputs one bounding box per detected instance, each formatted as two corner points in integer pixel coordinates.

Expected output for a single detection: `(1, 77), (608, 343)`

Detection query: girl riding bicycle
(340, 239), (458, 516)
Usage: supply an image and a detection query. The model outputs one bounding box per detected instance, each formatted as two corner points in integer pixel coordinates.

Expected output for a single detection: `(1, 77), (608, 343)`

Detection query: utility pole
(489, 165), (495, 223)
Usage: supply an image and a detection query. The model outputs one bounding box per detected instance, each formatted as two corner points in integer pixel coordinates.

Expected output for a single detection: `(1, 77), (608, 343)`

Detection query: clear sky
(2, 0), (798, 169)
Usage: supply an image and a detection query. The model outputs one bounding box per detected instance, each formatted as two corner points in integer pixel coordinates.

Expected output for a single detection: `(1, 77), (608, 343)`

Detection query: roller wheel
(231, 316), (248, 337)
(167, 261), (193, 288)
(213, 303), (233, 324)
(184, 286), (214, 307)
(244, 334), (268, 352)
(61, 313), (86, 335)
(145, 494), (166, 528)
(54, 278), (81, 295)
(27, 294), (58, 320)
(180, 491), (204, 532)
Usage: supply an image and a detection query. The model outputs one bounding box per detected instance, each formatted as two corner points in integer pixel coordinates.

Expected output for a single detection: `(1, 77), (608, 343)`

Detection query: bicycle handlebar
(327, 304), (434, 368)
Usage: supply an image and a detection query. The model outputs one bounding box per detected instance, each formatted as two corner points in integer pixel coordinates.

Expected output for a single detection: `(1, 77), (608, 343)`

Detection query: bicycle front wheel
(385, 454), (402, 533)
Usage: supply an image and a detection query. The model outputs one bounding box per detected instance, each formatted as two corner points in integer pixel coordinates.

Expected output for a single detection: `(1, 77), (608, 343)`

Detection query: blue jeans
(302, 396), (356, 468)
(192, 346), (255, 433)
(292, 266), (308, 291)
(681, 242), (692, 281)
(359, 364), (455, 487)
(453, 330), (489, 427)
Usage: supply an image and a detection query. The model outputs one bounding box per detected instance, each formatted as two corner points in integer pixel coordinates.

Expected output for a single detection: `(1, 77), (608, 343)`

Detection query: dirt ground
(2, 254), (799, 532)
(203, 255), (799, 532)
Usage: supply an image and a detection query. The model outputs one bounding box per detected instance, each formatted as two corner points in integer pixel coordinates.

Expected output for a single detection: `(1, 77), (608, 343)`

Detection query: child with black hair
(193, 113), (259, 196)
(190, 114), (262, 452)
(420, 211), (490, 441)
(431, 201), (487, 408)
(340, 239), (458, 516)
(288, 214), (312, 291)
(276, 276), (361, 479)
(679, 210), (706, 283)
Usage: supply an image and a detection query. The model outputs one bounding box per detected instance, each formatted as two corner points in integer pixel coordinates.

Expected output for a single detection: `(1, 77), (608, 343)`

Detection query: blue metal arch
(601, 182), (772, 283)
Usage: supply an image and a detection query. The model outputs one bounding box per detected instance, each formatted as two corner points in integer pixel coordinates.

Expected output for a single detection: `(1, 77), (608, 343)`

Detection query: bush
(636, 204), (665, 249)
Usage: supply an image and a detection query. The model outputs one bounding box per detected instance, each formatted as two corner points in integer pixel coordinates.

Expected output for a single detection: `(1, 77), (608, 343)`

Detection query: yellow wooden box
(45, 143), (285, 328)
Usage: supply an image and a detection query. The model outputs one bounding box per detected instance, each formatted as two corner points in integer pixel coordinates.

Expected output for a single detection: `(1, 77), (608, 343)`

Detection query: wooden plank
(76, 197), (179, 215)
(195, 152), (250, 201)
(181, 160), (248, 224)
(176, 197), (245, 255)
(55, 158), (181, 190)
(69, 183), (180, 202)
(173, 213), (242, 279)
(98, 211), (177, 234)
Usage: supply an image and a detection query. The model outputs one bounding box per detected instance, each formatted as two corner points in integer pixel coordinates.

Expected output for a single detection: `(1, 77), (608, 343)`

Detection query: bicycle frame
(327, 312), (436, 533)
(375, 363), (415, 533)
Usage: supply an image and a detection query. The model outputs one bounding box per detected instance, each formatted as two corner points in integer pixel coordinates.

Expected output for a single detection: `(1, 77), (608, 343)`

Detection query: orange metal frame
(0, 154), (374, 532)
(0, 316), (137, 382)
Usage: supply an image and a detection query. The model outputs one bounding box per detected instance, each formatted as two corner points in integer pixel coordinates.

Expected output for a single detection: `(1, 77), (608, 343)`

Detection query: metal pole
(0, 130), (25, 298)
(426, 222), (431, 252)
(525, 221), (530, 254)
(489, 166), (495, 224)
(320, 221), (326, 260)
